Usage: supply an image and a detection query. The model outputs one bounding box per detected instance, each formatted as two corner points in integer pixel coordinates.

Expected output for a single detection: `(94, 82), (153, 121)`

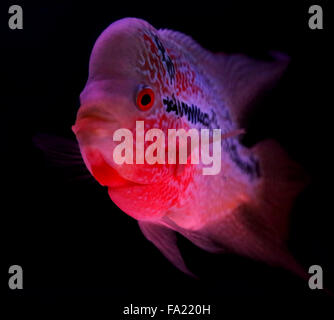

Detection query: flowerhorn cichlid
(71, 18), (307, 277)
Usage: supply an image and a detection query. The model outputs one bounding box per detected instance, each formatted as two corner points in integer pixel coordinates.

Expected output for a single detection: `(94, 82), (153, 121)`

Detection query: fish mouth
(72, 112), (113, 135)
(83, 147), (149, 189)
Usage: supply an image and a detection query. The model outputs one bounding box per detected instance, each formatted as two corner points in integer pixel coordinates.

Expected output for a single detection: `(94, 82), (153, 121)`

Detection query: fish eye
(136, 87), (155, 111)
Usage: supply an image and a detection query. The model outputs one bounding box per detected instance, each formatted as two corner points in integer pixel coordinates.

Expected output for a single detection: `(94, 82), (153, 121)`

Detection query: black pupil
(141, 94), (151, 106)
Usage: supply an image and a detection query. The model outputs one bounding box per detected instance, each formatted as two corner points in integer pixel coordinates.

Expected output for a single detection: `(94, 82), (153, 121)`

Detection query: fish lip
(107, 181), (146, 191)
(92, 150), (153, 188)
(72, 111), (117, 135)
(76, 110), (111, 122)
(108, 169), (153, 187)
(76, 104), (114, 121)
(106, 169), (151, 188)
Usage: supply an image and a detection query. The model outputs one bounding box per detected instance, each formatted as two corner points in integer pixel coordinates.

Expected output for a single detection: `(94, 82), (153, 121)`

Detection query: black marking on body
(162, 95), (218, 129)
(224, 141), (261, 180)
(152, 33), (175, 82)
(162, 95), (261, 179)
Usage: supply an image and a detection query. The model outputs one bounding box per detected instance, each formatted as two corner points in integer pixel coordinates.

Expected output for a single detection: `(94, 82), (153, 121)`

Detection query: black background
(2, 0), (333, 313)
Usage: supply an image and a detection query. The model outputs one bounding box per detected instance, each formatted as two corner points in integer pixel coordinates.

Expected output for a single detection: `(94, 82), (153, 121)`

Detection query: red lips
(83, 147), (131, 188)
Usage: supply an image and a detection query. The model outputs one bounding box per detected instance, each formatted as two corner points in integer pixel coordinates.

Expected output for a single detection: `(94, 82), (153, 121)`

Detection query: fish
(70, 17), (307, 277)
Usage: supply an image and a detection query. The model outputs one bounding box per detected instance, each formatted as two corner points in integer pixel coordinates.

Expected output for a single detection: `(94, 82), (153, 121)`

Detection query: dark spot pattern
(152, 33), (176, 82)
(162, 95), (218, 129)
(162, 95), (260, 180)
(225, 143), (261, 180)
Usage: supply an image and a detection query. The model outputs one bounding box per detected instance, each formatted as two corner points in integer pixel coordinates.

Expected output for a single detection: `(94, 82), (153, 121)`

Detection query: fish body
(72, 18), (307, 276)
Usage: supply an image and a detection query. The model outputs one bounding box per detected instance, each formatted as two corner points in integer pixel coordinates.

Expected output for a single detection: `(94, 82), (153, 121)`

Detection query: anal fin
(138, 221), (195, 277)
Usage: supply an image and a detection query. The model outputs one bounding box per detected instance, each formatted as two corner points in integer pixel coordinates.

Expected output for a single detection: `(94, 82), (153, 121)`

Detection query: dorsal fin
(213, 51), (290, 125)
(158, 28), (289, 127)
(158, 29), (215, 67)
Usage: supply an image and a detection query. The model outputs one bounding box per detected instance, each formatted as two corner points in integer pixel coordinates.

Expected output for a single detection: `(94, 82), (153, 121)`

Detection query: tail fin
(201, 139), (309, 278)
(251, 139), (309, 244)
(244, 139), (309, 275)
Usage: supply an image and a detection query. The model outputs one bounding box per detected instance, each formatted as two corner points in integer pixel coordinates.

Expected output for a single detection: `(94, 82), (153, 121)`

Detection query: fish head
(72, 18), (194, 221)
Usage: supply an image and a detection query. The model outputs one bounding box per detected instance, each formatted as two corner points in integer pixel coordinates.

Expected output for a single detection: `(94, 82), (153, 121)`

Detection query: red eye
(136, 87), (155, 111)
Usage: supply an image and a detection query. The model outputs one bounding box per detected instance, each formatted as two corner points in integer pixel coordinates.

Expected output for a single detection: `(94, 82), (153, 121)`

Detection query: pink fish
(71, 18), (307, 277)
